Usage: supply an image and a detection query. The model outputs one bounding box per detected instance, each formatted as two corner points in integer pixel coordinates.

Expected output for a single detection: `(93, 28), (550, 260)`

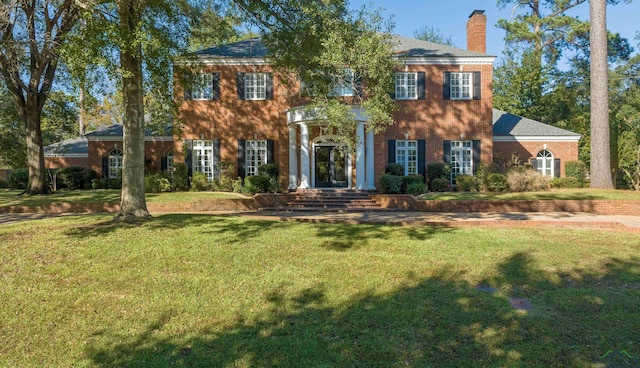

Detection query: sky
(348, 0), (640, 59)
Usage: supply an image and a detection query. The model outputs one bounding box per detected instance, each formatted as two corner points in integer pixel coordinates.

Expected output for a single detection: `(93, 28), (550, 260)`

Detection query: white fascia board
(44, 153), (88, 158)
(178, 58), (270, 66)
(493, 135), (581, 142)
(400, 56), (495, 65)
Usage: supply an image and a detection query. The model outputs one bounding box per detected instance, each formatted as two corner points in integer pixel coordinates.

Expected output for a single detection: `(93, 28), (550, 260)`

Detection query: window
(331, 69), (354, 97)
(167, 151), (174, 173)
(246, 140), (268, 177)
(193, 140), (217, 181)
(245, 73), (267, 100)
(396, 140), (418, 175)
(395, 73), (418, 100)
(108, 149), (123, 179)
(450, 141), (473, 181)
(450, 72), (472, 100)
(192, 73), (213, 100)
(536, 150), (554, 177)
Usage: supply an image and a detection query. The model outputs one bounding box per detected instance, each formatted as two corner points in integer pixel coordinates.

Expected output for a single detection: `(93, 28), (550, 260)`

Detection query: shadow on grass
(85, 254), (640, 367)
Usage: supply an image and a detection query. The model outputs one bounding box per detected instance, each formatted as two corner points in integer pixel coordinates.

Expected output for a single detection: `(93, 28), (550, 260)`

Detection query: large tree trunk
(589, 0), (613, 188)
(24, 107), (49, 194)
(115, 1), (150, 221)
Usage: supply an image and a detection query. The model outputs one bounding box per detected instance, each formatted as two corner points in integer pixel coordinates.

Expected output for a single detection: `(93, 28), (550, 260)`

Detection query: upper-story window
(237, 72), (273, 100)
(395, 73), (417, 100)
(450, 72), (472, 100)
(185, 73), (220, 100)
(331, 69), (354, 97)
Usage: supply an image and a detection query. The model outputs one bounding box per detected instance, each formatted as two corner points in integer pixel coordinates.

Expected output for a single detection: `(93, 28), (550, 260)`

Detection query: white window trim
(330, 69), (354, 97)
(450, 140), (473, 181)
(245, 140), (268, 177)
(450, 72), (473, 100)
(396, 140), (418, 175)
(395, 72), (418, 100)
(536, 149), (554, 177)
(192, 73), (213, 100)
(244, 73), (267, 100)
(167, 151), (174, 173)
(192, 140), (217, 181)
(108, 149), (123, 179)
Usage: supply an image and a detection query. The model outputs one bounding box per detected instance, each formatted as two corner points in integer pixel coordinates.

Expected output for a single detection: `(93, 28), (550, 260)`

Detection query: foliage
(145, 174), (172, 193)
(91, 178), (122, 190)
(429, 177), (449, 192)
(506, 169), (549, 192)
(244, 175), (272, 194)
(232, 177), (244, 193)
(0, 87), (27, 169)
(258, 163), (279, 180)
(7, 169), (29, 189)
(476, 162), (499, 191)
(380, 174), (404, 194)
(413, 25), (455, 46)
(551, 177), (582, 189)
(486, 173), (508, 192)
(564, 161), (588, 186)
(406, 182), (427, 196)
(403, 174), (424, 186)
(212, 162), (236, 192)
(190, 172), (211, 192)
(426, 163), (450, 183)
(171, 163), (189, 191)
(385, 163), (405, 176)
(455, 174), (480, 192)
(56, 167), (97, 190)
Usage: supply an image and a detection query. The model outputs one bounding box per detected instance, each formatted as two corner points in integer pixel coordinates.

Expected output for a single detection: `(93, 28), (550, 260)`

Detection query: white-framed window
(245, 73), (267, 100)
(108, 149), (123, 179)
(536, 149), (554, 177)
(451, 141), (473, 181)
(246, 140), (268, 177)
(396, 140), (418, 175)
(167, 151), (174, 173)
(450, 72), (472, 100)
(192, 73), (213, 100)
(331, 69), (354, 97)
(395, 72), (418, 100)
(193, 140), (217, 181)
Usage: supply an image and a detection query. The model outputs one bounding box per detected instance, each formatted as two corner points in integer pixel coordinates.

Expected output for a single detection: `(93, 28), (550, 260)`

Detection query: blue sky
(348, 0), (640, 58)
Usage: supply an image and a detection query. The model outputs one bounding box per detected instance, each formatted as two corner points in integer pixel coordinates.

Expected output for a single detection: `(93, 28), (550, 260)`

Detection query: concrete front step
(272, 189), (383, 211)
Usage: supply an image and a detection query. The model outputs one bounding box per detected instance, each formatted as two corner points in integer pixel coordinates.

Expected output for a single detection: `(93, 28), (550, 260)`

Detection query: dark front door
(315, 146), (347, 188)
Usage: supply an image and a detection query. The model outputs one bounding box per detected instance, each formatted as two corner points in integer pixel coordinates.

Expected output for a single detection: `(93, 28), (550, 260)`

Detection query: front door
(315, 145), (347, 188)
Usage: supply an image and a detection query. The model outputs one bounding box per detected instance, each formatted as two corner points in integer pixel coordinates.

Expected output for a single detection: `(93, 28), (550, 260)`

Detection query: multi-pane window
(192, 73), (213, 100)
(451, 141), (473, 182)
(450, 72), (472, 100)
(167, 151), (174, 173)
(193, 140), (217, 181)
(536, 149), (554, 177)
(245, 73), (267, 100)
(331, 69), (354, 97)
(395, 73), (418, 100)
(246, 140), (268, 177)
(396, 140), (418, 175)
(108, 149), (123, 179)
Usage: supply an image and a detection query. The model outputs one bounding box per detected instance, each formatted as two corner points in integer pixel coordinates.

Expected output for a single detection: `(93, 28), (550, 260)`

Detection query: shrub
(232, 177), (244, 193)
(92, 177), (121, 190)
(565, 161), (588, 187)
(430, 177), (449, 192)
(426, 163), (450, 183)
(241, 180), (259, 196)
(476, 162), (499, 191)
(551, 177), (581, 189)
(403, 174), (424, 186)
(486, 173), (508, 192)
(171, 163), (189, 191)
(380, 174), (404, 194)
(190, 172), (210, 191)
(214, 161), (236, 192)
(406, 182), (427, 195)
(56, 167), (97, 189)
(145, 174), (171, 193)
(7, 168), (29, 189)
(268, 177), (281, 193)
(258, 163), (279, 179)
(506, 169), (549, 192)
(0, 179), (7, 188)
(455, 174), (480, 192)
(385, 163), (405, 176)
(244, 175), (271, 194)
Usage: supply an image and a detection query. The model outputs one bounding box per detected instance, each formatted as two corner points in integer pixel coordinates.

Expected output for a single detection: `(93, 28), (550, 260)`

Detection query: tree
(589, 0), (614, 188)
(413, 25), (455, 46)
(0, 0), (82, 194)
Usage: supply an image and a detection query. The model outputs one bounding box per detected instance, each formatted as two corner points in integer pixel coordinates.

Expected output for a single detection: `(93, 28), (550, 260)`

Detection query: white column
(355, 122), (365, 189)
(365, 127), (375, 190)
(288, 125), (298, 189)
(299, 122), (311, 189)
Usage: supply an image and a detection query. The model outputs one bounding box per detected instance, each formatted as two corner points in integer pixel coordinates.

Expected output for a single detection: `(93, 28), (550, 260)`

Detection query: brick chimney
(466, 10), (487, 54)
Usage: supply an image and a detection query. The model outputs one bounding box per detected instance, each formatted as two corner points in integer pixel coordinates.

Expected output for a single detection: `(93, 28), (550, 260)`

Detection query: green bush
(403, 174), (424, 186)
(386, 163), (405, 176)
(241, 180), (259, 196)
(380, 174), (404, 194)
(427, 163), (450, 183)
(171, 163), (189, 191)
(476, 162), (499, 191)
(91, 177), (121, 190)
(551, 177), (581, 189)
(268, 177), (281, 193)
(56, 167), (97, 189)
(406, 182), (427, 195)
(7, 168), (29, 189)
(565, 161), (588, 187)
(214, 161), (236, 192)
(190, 172), (210, 191)
(486, 173), (508, 192)
(258, 163), (279, 179)
(232, 177), (244, 193)
(506, 169), (549, 192)
(0, 179), (7, 188)
(145, 174), (172, 193)
(455, 174), (480, 192)
(244, 175), (271, 194)
(430, 177), (449, 192)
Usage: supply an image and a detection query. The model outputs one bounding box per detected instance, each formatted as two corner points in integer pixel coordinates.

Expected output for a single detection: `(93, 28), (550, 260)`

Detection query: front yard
(1, 215), (638, 367)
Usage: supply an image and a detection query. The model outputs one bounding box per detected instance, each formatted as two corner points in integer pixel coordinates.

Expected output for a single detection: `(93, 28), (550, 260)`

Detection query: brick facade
(494, 141), (580, 177)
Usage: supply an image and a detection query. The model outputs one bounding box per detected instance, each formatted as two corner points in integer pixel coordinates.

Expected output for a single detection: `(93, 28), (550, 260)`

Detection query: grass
(420, 188), (640, 201)
(1, 215), (639, 367)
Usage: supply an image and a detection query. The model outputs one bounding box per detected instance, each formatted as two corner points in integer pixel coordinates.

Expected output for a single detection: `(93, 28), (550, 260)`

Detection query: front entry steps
(268, 189), (385, 212)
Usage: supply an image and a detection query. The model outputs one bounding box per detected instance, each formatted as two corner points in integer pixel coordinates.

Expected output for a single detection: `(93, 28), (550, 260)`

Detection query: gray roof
(492, 109), (581, 137)
(193, 35), (492, 59)
(85, 124), (172, 138)
(44, 136), (88, 156)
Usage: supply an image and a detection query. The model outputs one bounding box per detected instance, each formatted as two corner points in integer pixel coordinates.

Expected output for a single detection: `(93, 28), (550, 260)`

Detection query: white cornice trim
(44, 153), (88, 158)
(493, 136), (581, 143)
(179, 58), (271, 66)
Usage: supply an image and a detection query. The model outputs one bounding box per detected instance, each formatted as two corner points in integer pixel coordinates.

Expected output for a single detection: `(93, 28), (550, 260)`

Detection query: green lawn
(420, 188), (640, 201)
(1, 215), (638, 367)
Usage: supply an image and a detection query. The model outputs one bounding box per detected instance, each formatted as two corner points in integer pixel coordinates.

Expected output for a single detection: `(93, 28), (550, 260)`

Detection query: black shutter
(238, 139), (246, 178)
(237, 73), (245, 100)
(161, 157), (168, 172)
(418, 139), (426, 179)
(472, 140), (481, 174)
(388, 140), (396, 164)
(417, 72), (426, 100)
(212, 73), (220, 100)
(354, 75), (363, 98)
(266, 73), (274, 100)
(473, 72), (481, 100)
(267, 139), (275, 164)
(101, 157), (108, 178)
(389, 74), (396, 99)
(443, 140), (452, 164)
(443, 72), (451, 100)
(184, 88), (192, 101)
(185, 139), (193, 177)
(554, 158), (561, 178)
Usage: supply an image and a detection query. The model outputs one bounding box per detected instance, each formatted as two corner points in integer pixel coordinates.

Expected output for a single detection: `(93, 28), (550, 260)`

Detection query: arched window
(166, 150), (174, 173)
(108, 149), (123, 179)
(536, 149), (554, 177)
